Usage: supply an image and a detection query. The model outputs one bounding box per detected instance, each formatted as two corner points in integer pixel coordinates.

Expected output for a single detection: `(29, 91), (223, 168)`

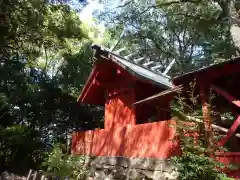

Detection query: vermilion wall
(104, 89), (136, 129)
(72, 120), (180, 158)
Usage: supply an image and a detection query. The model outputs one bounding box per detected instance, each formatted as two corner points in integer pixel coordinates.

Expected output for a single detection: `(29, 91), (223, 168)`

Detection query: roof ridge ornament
(114, 47), (126, 54)
(134, 57), (145, 63)
(110, 29), (125, 52)
(163, 59), (175, 75)
(124, 53), (137, 59)
(113, 46), (176, 76)
(142, 61), (155, 67)
(151, 64), (162, 71)
(110, 46), (176, 77)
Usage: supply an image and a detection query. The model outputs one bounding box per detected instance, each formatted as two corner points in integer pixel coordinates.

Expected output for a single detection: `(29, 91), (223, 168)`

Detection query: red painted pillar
(104, 88), (136, 130)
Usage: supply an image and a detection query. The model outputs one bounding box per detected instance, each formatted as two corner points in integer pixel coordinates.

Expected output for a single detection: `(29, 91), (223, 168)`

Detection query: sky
(75, 0), (123, 44)
(68, 0), (124, 45)
(67, 0), (104, 22)
(67, 0), (106, 43)
(78, 0), (103, 21)
(75, 0), (123, 21)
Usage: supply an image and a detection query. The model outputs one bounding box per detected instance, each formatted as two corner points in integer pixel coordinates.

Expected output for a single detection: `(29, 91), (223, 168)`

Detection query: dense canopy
(0, 0), (240, 175)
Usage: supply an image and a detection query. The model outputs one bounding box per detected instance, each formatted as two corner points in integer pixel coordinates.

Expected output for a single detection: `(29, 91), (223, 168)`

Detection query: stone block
(87, 156), (178, 180)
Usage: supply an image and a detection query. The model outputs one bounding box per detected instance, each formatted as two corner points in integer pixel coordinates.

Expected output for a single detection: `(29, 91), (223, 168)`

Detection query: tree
(0, 0), (104, 173)
(97, 0), (238, 75)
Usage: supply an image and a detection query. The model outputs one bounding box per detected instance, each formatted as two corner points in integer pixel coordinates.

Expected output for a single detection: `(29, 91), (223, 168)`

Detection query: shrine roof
(173, 56), (240, 85)
(92, 44), (172, 89)
(77, 44), (173, 105)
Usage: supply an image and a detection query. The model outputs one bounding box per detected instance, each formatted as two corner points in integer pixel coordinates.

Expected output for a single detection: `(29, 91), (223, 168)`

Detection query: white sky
(72, 0), (123, 43)
(79, 0), (103, 21)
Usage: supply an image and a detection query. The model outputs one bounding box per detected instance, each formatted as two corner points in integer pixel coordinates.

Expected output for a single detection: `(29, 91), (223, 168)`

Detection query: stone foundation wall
(85, 156), (178, 180)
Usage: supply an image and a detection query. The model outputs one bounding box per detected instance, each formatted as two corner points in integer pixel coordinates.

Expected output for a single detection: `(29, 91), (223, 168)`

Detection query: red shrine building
(72, 44), (240, 178)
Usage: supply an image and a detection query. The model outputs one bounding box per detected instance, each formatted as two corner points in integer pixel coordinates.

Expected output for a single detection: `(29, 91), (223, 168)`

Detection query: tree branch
(136, 32), (176, 58)
(155, 0), (202, 8)
(43, 45), (48, 72)
(116, 0), (134, 8)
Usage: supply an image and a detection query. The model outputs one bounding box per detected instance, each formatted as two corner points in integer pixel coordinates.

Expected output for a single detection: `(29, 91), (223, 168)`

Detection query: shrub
(170, 81), (234, 180)
(42, 144), (89, 179)
(171, 152), (234, 180)
(0, 125), (44, 174)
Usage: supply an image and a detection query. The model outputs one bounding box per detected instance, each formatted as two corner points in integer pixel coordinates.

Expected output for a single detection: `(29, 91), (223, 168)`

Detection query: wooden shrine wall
(72, 120), (179, 158)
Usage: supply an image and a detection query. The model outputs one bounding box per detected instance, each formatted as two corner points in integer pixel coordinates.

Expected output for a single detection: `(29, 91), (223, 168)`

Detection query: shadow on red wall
(72, 120), (180, 159)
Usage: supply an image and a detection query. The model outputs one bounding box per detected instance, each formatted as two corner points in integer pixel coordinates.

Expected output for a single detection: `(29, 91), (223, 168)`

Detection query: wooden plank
(209, 61), (240, 80)
(33, 171), (37, 180)
(93, 79), (134, 90)
(173, 58), (240, 86)
(185, 114), (240, 138)
(163, 59), (175, 75)
(218, 115), (240, 146)
(26, 169), (32, 180)
(159, 107), (240, 138)
(210, 84), (240, 107)
(215, 152), (240, 156)
(133, 85), (183, 106)
(212, 124), (240, 138)
(77, 65), (99, 103)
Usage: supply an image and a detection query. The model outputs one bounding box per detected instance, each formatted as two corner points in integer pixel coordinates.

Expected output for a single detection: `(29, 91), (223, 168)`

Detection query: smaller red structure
(72, 45), (179, 158)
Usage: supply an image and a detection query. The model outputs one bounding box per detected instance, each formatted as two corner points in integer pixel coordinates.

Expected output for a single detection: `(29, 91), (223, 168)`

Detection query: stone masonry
(85, 156), (178, 180)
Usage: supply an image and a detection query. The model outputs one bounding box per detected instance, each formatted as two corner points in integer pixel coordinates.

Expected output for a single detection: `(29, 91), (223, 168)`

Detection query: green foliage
(58, 42), (93, 95)
(98, 0), (238, 75)
(2, 0), (238, 177)
(42, 144), (89, 179)
(170, 82), (223, 154)
(0, 125), (44, 174)
(172, 153), (234, 180)
(170, 82), (231, 179)
(0, 0), (104, 174)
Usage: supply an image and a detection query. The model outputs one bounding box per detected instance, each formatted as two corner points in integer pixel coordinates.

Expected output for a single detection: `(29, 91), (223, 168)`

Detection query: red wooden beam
(209, 62), (240, 80)
(210, 84), (240, 107)
(210, 84), (240, 146)
(92, 78), (134, 90)
(108, 88), (132, 99)
(77, 66), (98, 102)
(215, 152), (240, 156)
(218, 115), (240, 146)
